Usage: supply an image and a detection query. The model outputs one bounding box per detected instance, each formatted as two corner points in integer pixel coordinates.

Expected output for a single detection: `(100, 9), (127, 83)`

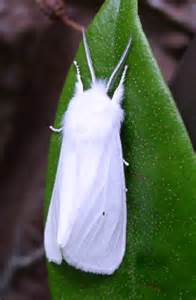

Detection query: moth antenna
(82, 29), (96, 84)
(112, 65), (128, 104)
(73, 60), (83, 93)
(106, 37), (132, 93)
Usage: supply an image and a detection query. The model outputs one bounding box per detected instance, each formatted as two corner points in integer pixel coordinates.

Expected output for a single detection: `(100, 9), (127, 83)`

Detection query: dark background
(0, 1), (195, 299)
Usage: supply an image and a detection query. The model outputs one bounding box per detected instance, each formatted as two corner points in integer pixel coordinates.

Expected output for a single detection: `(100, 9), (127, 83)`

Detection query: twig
(61, 15), (83, 32)
(13, 246), (45, 269)
(0, 246), (44, 296)
(36, 0), (84, 32)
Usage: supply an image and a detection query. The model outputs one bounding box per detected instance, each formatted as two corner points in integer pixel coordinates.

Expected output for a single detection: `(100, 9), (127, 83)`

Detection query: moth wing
(62, 132), (127, 275)
(44, 136), (78, 264)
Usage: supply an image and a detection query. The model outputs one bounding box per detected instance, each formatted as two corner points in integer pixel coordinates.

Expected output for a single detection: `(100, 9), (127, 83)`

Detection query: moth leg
(49, 125), (63, 133)
(112, 65), (128, 104)
(123, 159), (129, 166)
(73, 60), (83, 93)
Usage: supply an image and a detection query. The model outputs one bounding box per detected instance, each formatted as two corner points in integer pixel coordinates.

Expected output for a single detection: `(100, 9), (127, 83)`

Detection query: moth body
(44, 31), (131, 275)
(64, 82), (123, 141)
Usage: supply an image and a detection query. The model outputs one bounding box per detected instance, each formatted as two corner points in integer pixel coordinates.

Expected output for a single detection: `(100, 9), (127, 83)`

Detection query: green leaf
(45, 0), (196, 299)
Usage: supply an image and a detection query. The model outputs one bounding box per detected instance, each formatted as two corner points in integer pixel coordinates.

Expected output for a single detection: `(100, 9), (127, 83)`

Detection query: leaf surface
(45, 0), (196, 298)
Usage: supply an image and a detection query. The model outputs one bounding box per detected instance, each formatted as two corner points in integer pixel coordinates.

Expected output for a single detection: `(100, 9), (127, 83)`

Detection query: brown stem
(61, 15), (84, 32)
(36, 0), (84, 32)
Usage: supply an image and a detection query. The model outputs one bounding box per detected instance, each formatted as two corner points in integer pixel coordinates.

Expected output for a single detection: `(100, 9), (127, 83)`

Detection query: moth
(44, 31), (131, 275)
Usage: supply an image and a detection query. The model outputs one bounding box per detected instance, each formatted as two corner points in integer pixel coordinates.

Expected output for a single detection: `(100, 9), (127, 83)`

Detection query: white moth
(44, 31), (131, 275)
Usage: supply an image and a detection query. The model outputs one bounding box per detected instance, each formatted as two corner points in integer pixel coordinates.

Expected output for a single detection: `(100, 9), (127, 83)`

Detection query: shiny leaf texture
(45, 0), (196, 298)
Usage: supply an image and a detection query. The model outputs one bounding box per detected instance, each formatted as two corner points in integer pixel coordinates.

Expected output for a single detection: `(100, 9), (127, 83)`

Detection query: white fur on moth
(44, 31), (131, 275)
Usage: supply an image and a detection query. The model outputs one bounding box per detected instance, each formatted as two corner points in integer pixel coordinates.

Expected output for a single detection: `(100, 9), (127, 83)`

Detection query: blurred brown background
(0, 1), (195, 299)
